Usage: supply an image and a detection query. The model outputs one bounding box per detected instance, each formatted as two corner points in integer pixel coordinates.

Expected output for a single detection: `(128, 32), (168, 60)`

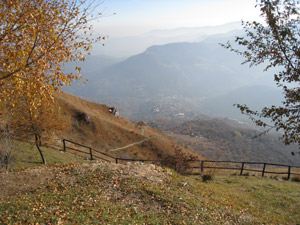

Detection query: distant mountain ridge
(65, 28), (280, 121)
(93, 21), (243, 58)
(80, 41), (273, 100)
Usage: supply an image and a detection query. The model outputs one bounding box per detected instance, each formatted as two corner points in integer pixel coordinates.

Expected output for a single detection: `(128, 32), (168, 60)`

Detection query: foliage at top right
(222, 0), (300, 147)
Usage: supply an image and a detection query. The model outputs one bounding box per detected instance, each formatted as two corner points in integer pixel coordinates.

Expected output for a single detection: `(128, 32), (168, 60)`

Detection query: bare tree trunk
(35, 134), (46, 164)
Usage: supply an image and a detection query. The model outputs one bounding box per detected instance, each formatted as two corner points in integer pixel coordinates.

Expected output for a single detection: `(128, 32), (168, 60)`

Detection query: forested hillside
(149, 118), (300, 165)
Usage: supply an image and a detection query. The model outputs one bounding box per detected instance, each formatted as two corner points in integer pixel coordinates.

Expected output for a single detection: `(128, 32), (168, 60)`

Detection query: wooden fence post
(240, 162), (245, 176)
(287, 166), (291, 180)
(63, 139), (66, 151)
(89, 148), (93, 160)
(262, 163), (266, 177)
(200, 161), (204, 175)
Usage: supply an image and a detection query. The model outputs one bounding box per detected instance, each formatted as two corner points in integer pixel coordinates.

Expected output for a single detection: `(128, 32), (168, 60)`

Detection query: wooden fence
(62, 139), (161, 164)
(62, 139), (300, 180)
(188, 160), (300, 180)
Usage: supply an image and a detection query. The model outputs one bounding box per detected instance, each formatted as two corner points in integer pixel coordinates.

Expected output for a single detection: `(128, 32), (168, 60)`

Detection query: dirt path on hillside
(108, 137), (152, 152)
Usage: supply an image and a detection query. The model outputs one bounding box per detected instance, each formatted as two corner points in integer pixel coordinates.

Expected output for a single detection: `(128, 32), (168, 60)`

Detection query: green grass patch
(1, 163), (300, 224)
(4, 140), (86, 170)
(186, 174), (300, 224)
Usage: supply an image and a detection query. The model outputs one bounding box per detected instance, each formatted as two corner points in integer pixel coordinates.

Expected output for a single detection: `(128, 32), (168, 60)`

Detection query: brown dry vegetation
(50, 91), (203, 162)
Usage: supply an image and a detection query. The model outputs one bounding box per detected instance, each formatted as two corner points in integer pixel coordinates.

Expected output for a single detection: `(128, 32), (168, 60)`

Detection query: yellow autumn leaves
(0, 0), (102, 112)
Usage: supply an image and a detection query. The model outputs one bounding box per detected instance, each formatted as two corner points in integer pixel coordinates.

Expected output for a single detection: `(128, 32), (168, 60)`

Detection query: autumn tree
(0, 0), (104, 162)
(222, 0), (300, 148)
(0, 0), (104, 111)
(4, 90), (69, 164)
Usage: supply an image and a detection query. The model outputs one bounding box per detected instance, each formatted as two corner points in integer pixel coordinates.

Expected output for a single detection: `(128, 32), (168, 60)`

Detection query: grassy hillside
(52, 91), (202, 162)
(0, 91), (203, 171)
(1, 161), (299, 224)
(0, 140), (86, 171)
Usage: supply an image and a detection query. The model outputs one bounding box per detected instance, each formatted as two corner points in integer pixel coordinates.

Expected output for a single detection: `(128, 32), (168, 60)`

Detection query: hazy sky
(94, 0), (261, 37)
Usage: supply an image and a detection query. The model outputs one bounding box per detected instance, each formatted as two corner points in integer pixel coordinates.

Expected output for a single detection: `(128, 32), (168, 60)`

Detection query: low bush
(291, 176), (300, 182)
(160, 146), (197, 174)
(202, 174), (213, 182)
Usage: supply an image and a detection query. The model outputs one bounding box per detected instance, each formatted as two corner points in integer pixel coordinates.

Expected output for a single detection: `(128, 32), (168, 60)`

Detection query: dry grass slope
(52, 91), (203, 162)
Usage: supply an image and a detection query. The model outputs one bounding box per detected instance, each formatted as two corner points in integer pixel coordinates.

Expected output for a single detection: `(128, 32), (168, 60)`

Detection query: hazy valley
(60, 22), (300, 165)
(64, 24), (281, 121)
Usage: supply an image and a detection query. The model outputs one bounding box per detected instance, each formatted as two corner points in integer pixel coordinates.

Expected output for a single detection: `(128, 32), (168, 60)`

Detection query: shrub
(202, 174), (213, 182)
(291, 176), (300, 182)
(75, 112), (90, 124)
(160, 146), (197, 174)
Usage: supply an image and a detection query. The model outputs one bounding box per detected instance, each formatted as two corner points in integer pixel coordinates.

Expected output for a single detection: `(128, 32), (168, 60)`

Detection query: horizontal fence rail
(63, 139), (114, 162)
(62, 139), (161, 164)
(62, 139), (300, 180)
(187, 160), (300, 180)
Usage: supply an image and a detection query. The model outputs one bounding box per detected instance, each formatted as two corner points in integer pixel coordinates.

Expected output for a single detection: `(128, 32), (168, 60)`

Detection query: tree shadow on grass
(20, 160), (42, 165)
